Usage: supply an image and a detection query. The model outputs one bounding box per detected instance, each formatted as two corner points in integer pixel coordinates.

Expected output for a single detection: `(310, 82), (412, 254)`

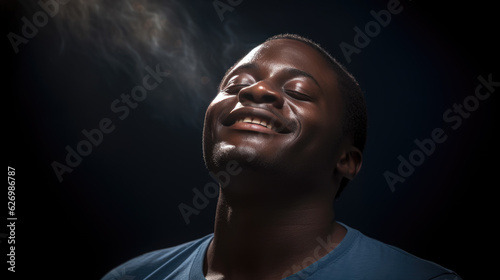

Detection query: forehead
(230, 39), (337, 88)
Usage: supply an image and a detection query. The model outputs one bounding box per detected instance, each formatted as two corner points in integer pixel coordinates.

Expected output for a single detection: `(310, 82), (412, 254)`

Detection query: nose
(238, 81), (284, 109)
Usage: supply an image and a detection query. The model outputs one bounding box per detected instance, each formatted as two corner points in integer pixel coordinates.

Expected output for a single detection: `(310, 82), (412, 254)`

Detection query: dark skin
(202, 39), (363, 280)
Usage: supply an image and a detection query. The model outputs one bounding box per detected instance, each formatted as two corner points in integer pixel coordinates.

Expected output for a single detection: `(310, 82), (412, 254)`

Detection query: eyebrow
(222, 63), (321, 89)
(280, 67), (320, 88)
(223, 63), (258, 81)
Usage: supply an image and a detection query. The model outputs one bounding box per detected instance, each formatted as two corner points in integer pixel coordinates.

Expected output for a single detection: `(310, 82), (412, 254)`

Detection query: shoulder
(101, 234), (213, 280)
(338, 224), (461, 280)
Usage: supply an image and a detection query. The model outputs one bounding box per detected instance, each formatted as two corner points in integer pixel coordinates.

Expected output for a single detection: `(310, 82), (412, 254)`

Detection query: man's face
(203, 39), (345, 179)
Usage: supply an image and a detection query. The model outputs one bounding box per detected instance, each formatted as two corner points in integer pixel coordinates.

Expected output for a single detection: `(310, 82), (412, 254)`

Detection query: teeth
(236, 117), (272, 129)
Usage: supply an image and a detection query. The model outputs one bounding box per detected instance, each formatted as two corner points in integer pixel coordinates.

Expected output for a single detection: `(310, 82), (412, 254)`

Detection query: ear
(335, 146), (363, 181)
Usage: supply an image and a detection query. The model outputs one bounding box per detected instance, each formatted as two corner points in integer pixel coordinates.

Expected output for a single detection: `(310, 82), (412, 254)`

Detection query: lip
(230, 121), (276, 134)
(222, 107), (293, 134)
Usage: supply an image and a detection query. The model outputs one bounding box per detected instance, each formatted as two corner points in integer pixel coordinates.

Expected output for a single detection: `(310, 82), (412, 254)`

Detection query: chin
(207, 141), (285, 175)
(208, 142), (252, 167)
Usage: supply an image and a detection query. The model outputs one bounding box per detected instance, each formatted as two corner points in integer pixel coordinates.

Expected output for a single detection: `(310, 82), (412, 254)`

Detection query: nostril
(261, 95), (277, 103)
(239, 91), (254, 102)
(237, 81), (284, 108)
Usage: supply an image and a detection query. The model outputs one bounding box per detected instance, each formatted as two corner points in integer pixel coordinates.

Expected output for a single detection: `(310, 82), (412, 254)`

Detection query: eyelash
(285, 90), (314, 101)
(223, 83), (314, 102)
(223, 84), (249, 94)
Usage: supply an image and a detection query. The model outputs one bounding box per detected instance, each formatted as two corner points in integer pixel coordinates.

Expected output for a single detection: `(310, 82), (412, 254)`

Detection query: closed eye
(285, 90), (314, 102)
(224, 84), (249, 95)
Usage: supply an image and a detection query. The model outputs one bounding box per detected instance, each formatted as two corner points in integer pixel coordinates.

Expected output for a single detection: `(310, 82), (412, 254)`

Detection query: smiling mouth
(222, 108), (293, 134)
(235, 117), (274, 131)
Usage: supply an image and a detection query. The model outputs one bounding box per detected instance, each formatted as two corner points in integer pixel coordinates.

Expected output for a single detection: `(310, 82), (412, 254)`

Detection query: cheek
(291, 102), (343, 159)
(291, 102), (335, 136)
(203, 93), (239, 145)
(210, 91), (233, 105)
(204, 94), (232, 125)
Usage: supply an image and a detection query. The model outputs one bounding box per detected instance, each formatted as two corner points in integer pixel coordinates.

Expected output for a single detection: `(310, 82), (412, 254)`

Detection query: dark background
(3, 0), (497, 279)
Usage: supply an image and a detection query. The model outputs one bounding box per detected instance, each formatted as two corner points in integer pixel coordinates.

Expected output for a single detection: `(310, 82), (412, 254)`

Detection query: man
(102, 34), (461, 280)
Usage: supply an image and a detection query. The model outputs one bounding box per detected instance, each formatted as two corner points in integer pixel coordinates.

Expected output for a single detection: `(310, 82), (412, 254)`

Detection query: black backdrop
(3, 0), (498, 279)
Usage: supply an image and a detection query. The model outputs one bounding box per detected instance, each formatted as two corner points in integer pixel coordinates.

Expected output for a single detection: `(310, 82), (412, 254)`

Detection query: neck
(204, 174), (346, 280)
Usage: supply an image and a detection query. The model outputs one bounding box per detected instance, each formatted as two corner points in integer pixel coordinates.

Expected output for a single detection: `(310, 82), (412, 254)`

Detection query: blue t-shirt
(102, 223), (461, 280)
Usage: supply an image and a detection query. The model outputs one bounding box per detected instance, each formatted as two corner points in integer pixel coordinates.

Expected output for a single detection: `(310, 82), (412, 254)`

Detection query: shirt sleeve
(429, 273), (462, 280)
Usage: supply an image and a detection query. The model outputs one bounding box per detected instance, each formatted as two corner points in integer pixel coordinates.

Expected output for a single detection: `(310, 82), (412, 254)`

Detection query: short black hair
(265, 34), (368, 198)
